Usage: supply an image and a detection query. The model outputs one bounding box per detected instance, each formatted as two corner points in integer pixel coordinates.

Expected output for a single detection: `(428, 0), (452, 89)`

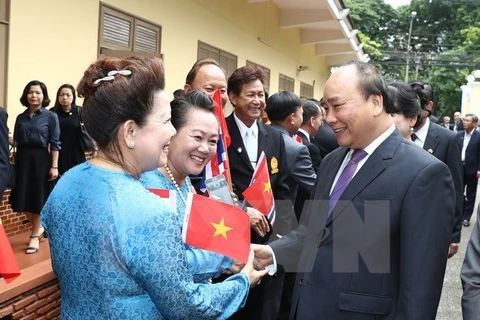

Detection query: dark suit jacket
(296, 130), (322, 172)
(270, 130), (454, 320)
(423, 122), (463, 243)
(0, 108), (9, 197)
(269, 124), (316, 203)
(440, 123), (451, 130)
(457, 130), (480, 177)
(225, 114), (295, 240)
(454, 120), (465, 132)
(313, 122), (339, 158)
(461, 216), (480, 320)
(295, 130), (322, 219)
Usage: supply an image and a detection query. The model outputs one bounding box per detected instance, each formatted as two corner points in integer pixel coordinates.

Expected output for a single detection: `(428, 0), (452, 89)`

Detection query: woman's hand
(241, 250), (268, 288)
(48, 167), (58, 181)
(246, 207), (270, 237)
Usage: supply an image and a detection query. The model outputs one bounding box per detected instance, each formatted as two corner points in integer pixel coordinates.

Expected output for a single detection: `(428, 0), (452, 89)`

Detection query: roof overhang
(246, 0), (369, 66)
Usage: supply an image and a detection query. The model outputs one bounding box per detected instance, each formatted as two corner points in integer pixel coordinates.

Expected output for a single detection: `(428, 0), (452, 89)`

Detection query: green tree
(345, 0), (480, 118)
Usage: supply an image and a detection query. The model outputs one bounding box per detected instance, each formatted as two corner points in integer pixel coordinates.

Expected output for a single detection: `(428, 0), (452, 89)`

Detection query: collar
(233, 112), (258, 140)
(414, 117), (430, 144)
(24, 107), (47, 116)
(297, 128), (310, 142)
(361, 124), (396, 156)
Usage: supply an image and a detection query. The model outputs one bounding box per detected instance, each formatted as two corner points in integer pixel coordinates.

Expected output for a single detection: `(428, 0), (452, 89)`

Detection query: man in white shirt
(457, 114), (480, 227)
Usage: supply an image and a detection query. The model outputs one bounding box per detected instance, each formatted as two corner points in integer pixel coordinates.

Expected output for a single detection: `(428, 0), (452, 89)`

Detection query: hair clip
(93, 69), (132, 85)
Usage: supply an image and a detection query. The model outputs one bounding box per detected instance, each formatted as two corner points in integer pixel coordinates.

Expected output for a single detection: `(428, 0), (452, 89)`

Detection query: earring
(128, 141), (135, 149)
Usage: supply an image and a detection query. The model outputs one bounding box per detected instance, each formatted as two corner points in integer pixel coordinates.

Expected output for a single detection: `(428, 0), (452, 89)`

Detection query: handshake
(225, 244), (275, 288)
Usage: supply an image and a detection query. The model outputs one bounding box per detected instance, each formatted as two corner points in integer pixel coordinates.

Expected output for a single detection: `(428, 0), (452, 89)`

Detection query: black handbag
(78, 107), (96, 151)
(6, 146), (15, 189)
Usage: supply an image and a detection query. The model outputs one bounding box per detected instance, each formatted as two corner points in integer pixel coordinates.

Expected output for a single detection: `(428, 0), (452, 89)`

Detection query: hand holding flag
(182, 193), (250, 263)
(242, 151), (276, 224)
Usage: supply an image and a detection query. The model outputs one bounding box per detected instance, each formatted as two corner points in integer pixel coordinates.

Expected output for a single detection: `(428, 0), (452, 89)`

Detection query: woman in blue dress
(41, 56), (266, 319)
(141, 90), (239, 283)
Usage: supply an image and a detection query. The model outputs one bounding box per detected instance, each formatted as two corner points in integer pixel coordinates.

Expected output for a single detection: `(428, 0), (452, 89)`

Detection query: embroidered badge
(270, 157), (279, 174)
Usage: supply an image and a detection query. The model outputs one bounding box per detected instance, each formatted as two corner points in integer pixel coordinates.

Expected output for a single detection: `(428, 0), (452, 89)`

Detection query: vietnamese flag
(182, 193), (250, 263)
(0, 219), (21, 283)
(242, 151), (276, 224)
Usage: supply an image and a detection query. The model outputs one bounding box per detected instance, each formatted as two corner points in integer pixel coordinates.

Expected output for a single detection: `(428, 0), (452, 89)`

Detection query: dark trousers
(463, 174), (478, 222)
(228, 272), (284, 320)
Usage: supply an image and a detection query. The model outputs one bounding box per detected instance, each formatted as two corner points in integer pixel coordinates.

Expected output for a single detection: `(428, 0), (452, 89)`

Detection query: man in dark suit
(265, 91), (317, 320)
(266, 91), (316, 206)
(0, 108), (9, 197)
(226, 65), (294, 320)
(253, 61), (455, 319)
(410, 80), (463, 258)
(297, 100), (323, 172)
(457, 114), (480, 227)
(461, 216), (480, 320)
(453, 111), (464, 132)
(442, 116), (452, 130)
(295, 100), (323, 220)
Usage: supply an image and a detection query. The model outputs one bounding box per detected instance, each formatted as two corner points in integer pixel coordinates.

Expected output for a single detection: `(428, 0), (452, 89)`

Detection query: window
(0, 0), (8, 108)
(279, 74), (294, 92)
(99, 4), (161, 58)
(246, 60), (270, 95)
(197, 41), (237, 78)
(300, 82), (314, 99)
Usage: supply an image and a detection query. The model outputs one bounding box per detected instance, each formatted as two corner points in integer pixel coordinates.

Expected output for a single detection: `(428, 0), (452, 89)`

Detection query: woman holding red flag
(41, 56), (266, 319)
(140, 90), (269, 282)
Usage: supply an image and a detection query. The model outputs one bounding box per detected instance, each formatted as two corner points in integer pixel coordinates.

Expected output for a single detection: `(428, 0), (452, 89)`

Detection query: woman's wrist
(51, 166), (58, 169)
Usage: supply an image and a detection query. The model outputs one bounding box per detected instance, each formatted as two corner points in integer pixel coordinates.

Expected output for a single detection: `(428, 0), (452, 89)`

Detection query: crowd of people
(1, 54), (480, 319)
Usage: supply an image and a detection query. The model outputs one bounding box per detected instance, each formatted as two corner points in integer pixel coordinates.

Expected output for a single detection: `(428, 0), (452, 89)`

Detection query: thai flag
(200, 90), (231, 192)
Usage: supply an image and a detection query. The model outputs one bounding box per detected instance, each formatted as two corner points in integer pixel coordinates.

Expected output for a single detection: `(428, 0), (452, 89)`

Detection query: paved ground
(436, 188), (479, 319)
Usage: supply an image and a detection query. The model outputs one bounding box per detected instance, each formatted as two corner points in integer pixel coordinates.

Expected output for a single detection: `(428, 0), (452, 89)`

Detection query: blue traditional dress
(42, 162), (249, 319)
(140, 169), (234, 283)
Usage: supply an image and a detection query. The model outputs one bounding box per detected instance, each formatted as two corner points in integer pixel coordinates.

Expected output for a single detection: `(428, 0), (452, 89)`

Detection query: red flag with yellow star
(242, 151), (276, 224)
(182, 193), (250, 263)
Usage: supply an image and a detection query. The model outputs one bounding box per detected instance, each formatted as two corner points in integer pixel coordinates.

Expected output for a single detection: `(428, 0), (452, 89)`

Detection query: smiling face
(230, 79), (265, 127)
(186, 64), (228, 108)
(27, 85), (44, 108)
(322, 65), (385, 149)
(168, 108), (219, 177)
(134, 91), (177, 172)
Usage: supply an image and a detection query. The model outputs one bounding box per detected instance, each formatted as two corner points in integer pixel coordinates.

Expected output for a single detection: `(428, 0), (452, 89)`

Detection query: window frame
(98, 4), (162, 57)
(279, 73), (294, 92)
(246, 60), (270, 95)
(300, 81), (314, 99)
(197, 41), (237, 78)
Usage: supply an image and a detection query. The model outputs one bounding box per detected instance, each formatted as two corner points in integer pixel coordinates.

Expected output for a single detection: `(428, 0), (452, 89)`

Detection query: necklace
(96, 156), (124, 170)
(164, 165), (191, 205)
